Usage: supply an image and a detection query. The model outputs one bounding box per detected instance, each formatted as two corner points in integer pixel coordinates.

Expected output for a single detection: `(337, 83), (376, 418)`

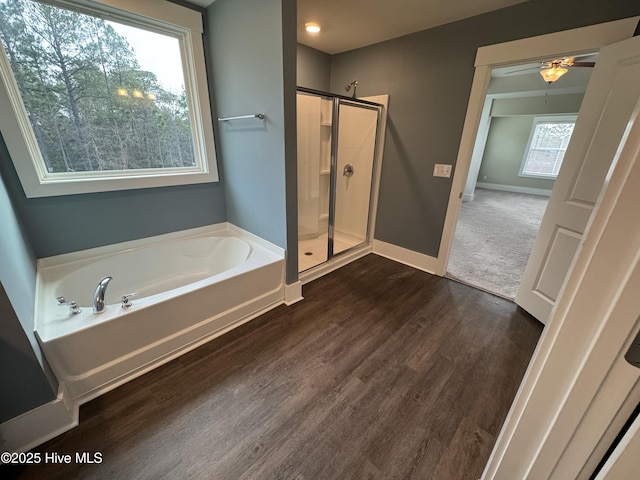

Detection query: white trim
(0, 383), (77, 454)
(463, 96), (494, 200)
(299, 244), (371, 285)
(595, 411), (640, 479)
(94, 0), (204, 33)
(372, 239), (439, 275)
(284, 281), (304, 305)
(361, 94), (389, 241)
(435, 63), (492, 275)
(438, 16), (639, 278)
(474, 18), (640, 67)
(462, 192), (475, 202)
(0, 0), (218, 198)
(475, 182), (552, 197)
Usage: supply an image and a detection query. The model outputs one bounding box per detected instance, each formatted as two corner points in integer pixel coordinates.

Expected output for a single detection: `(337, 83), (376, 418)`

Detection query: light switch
(434, 164), (452, 178)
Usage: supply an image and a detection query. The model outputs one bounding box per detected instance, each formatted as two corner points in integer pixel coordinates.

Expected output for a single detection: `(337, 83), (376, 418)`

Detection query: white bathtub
(35, 223), (285, 402)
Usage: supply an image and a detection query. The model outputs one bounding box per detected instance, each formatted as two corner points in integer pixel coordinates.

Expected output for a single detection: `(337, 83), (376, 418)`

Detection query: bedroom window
(0, 0), (217, 197)
(520, 116), (577, 179)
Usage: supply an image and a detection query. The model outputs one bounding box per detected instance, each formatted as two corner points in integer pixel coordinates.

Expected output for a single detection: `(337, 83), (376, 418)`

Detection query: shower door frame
(296, 87), (384, 275)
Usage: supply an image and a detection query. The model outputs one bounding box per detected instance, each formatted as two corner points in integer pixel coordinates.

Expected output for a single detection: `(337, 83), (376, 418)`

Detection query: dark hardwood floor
(6, 254), (542, 479)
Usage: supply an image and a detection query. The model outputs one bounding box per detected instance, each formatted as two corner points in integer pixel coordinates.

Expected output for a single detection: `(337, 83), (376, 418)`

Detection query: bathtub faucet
(93, 276), (113, 314)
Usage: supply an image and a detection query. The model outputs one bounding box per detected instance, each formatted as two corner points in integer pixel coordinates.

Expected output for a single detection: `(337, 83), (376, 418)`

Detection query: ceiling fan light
(540, 66), (568, 84)
(305, 22), (321, 33)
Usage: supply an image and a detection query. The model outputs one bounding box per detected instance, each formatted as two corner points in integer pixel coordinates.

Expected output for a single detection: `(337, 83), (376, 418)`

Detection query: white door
(515, 34), (640, 324)
(595, 413), (640, 480)
(484, 91), (640, 477)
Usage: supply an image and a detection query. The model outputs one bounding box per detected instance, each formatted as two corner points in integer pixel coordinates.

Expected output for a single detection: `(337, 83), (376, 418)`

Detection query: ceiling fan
(507, 55), (597, 83)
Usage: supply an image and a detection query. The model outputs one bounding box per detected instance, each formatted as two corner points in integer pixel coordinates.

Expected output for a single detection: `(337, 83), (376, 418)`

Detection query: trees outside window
(0, 0), (217, 197)
(520, 116), (577, 179)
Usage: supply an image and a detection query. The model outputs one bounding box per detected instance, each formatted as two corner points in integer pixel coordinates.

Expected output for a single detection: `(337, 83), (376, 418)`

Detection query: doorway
(296, 88), (383, 274)
(446, 63), (591, 299)
(439, 20), (640, 479)
(437, 18), (638, 325)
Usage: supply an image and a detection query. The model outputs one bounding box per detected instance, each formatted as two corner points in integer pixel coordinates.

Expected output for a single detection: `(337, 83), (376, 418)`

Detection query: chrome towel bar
(218, 113), (266, 123)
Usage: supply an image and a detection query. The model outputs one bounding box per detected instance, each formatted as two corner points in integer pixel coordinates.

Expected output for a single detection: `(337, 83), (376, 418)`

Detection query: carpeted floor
(447, 188), (549, 299)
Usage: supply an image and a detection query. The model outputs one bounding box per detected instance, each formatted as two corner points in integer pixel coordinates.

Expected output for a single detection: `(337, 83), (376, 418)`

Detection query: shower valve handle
(343, 163), (354, 177)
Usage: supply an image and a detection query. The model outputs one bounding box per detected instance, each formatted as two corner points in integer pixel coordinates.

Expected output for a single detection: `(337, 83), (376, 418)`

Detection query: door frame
(432, 17), (640, 480)
(435, 17), (639, 277)
(438, 19), (640, 479)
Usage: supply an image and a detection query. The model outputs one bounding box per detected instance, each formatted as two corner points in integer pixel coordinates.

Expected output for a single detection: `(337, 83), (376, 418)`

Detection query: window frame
(519, 115), (577, 180)
(0, 0), (218, 198)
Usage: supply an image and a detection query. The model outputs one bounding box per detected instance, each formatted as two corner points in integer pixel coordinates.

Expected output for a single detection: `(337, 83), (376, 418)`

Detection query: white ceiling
(185, 0), (215, 8)
(187, 0), (529, 55)
(184, 0), (596, 93)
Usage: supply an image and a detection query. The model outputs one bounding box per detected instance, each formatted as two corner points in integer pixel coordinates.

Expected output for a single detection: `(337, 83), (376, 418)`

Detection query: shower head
(345, 80), (358, 98)
(345, 80), (358, 92)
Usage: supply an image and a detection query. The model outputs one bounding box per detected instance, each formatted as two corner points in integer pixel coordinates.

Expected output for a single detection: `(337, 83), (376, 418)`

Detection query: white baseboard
(372, 240), (440, 275)
(0, 383), (77, 454)
(284, 281), (303, 305)
(463, 193), (475, 202)
(476, 182), (552, 197)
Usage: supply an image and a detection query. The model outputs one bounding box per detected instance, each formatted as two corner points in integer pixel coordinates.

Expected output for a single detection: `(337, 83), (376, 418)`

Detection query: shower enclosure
(296, 87), (383, 273)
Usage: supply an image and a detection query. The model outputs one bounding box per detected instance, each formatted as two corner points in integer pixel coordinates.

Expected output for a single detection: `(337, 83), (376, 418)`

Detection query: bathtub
(35, 223), (285, 402)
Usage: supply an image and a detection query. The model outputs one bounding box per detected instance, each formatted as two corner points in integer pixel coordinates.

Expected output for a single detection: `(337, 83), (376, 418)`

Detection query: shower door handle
(343, 164), (354, 177)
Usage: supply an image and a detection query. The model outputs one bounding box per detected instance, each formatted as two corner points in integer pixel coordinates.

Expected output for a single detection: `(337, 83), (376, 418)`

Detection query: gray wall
(0, 154), (227, 259)
(206, 0), (293, 261)
(478, 93), (584, 191)
(282, 2), (299, 283)
(1, 284), (56, 422)
(0, 136), (55, 422)
(478, 116), (556, 191)
(329, 0), (640, 257)
(297, 43), (331, 91)
(491, 93), (584, 117)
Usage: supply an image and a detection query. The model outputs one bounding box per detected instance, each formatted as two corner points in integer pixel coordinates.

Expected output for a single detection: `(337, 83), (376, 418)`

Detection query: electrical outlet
(434, 164), (452, 178)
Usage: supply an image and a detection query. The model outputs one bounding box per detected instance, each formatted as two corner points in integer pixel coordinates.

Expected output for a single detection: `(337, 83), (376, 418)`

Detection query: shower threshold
(298, 232), (362, 272)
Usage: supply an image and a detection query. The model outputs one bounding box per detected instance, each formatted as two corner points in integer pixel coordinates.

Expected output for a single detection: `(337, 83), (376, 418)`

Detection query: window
(520, 116), (577, 179)
(0, 0), (217, 197)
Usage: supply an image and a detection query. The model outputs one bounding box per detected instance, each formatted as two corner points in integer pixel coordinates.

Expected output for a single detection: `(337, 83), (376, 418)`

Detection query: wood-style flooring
(5, 254), (542, 479)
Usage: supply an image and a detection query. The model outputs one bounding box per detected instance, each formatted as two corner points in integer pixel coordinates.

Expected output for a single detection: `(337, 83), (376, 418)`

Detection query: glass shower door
(332, 101), (379, 255)
(297, 92), (332, 271)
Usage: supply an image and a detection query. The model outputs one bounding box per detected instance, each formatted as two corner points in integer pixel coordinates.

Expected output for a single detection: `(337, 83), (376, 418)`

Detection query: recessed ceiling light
(305, 22), (321, 33)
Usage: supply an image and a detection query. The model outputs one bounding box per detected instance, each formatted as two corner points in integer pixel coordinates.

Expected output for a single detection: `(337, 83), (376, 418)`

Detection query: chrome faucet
(93, 276), (112, 313)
